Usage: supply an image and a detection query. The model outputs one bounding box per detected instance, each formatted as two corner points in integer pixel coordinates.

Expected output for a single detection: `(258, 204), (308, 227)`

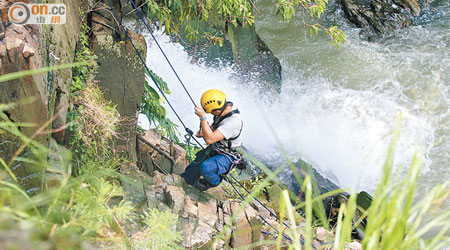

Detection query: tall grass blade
(0, 157), (18, 182)
(334, 202), (346, 249)
(282, 190), (301, 250)
(304, 175), (313, 250)
(0, 62), (88, 82)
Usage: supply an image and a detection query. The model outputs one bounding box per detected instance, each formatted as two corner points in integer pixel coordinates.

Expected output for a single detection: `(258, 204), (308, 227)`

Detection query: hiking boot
(194, 178), (216, 192)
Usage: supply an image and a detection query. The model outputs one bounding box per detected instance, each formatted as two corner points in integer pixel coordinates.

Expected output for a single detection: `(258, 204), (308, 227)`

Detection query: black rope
(107, 3), (352, 249)
(105, 0), (204, 149)
(228, 173), (291, 229)
(129, 0), (197, 107)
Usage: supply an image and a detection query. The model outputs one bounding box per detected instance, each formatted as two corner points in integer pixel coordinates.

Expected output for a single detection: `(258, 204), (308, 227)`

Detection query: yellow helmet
(200, 89), (226, 113)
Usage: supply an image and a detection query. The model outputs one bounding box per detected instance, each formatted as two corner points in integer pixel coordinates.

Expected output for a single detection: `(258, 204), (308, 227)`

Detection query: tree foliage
(141, 0), (345, 46)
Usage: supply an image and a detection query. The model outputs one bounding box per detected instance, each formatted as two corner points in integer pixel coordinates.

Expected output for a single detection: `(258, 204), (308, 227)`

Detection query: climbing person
(181, 89), (243, 191)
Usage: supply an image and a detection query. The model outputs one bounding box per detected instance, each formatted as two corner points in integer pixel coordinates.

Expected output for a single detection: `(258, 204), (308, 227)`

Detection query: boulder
(174, 12), (282, 94)
(137, 129), (188, 175)
(340, 0), (422, 38)
(165, 185), (186, 214)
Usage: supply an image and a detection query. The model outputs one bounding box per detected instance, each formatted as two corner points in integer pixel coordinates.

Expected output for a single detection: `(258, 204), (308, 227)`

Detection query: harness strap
(211, 108), (240, 129)
(211, 144), (242, 176)
(227, 120), (243, 150)
(212, 108), (243, 151)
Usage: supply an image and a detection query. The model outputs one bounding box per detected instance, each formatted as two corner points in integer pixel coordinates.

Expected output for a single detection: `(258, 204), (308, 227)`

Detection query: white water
(137, 1), (450, 194)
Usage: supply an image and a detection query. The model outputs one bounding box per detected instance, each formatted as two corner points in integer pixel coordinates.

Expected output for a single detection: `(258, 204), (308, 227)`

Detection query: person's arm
(194, 107), (225, 144)
(195, 129), (203, 138)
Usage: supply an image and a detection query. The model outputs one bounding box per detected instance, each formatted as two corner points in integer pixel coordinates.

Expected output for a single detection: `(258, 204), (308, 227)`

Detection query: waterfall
(137, 1), (450, 194)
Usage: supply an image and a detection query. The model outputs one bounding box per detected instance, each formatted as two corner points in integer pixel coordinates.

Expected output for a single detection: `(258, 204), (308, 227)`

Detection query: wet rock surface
(340, 0), (423, 37)
(171, 12), (282, 94)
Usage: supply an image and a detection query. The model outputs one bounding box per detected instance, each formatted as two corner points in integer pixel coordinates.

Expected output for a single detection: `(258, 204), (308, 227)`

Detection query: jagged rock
(153, 171), (165, 187)
(244, 203), (263, 244)
(181, 217), (197, 247)
(0, 0), (80, 191)
(198, 200), (218, 228)
(230, 201), (253, 248)
(165, 174), (175, 185)
(228, 24), (282, 93)
(165, 185), (186, 214)
(182, 197), (198, 218)
(183, 199), (219, 248)
(138, 129), (188, 175)
(0, 1), (10, 23)
(175, 10), (282, 94)
(141, 129), (359, 249)
(340, 0), (421, 37)
(212, 240), (226, 250)
(1, 23), (46, 191)
(253, 201), (271, 219)
(22, 43), (35, 58)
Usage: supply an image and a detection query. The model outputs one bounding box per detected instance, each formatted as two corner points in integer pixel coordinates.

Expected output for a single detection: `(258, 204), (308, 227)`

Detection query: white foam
(140, 30), (436, 193)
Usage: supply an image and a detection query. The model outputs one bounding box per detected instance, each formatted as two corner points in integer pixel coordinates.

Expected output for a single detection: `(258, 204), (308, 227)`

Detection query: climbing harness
(210, 107), (245, 174)
(211, 107), (243, 151)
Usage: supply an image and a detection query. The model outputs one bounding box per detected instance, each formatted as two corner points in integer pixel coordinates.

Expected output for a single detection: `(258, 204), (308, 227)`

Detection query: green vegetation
(140, 71), (179, 143)
(228, 131), (450, 249)
(1, 2), (448, 250)
(2, 66), (450, 249)
(143, 0), (345, 47)
(0, 16), (182, 249)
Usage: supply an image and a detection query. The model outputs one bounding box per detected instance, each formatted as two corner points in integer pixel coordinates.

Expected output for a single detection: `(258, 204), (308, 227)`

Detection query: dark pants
(181, 147), (232, 186)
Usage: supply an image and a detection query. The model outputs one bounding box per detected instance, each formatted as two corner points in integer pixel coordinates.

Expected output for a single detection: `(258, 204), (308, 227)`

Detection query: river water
(137, 0), (449, 195)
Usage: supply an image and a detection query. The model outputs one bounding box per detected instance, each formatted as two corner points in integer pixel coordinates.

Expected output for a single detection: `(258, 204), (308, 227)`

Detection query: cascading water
(137, 0), (449, 195)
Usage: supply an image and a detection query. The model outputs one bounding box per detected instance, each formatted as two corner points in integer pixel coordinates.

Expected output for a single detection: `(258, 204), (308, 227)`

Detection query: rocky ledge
(123, 130), (364, 249)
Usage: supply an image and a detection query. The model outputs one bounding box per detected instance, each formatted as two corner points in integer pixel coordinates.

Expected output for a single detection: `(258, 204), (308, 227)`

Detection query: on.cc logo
(8, 3), (30, 25)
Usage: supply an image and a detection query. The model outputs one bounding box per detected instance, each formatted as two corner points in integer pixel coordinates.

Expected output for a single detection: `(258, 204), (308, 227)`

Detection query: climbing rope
(128, 0), (205, 150)
(223, 175), (294, 242)
(110, 2), (358, 248)
(228, 173), (291, 228)
(105, 0), (204, 149)
(129, 0), (197, 107)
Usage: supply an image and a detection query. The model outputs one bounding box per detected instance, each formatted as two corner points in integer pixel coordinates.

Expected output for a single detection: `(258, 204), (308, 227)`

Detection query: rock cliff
(0, 0), (80, 191)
